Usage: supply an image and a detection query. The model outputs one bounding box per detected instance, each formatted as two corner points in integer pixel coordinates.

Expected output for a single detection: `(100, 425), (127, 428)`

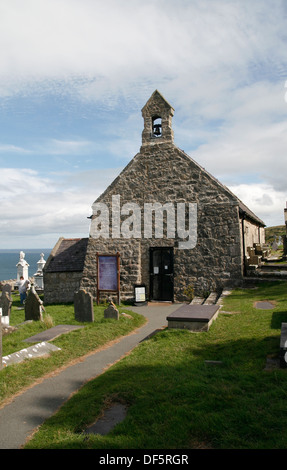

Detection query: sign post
(134, 284), (147, 306)
(97, 252), (120, 305)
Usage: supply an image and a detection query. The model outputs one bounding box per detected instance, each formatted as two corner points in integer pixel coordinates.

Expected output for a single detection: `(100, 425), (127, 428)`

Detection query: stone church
(44, 90), (265, 304)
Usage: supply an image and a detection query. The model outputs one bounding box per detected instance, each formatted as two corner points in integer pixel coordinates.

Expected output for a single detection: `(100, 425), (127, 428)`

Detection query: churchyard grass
(24, 281), (287, 449)
(0, 295), (145, 404)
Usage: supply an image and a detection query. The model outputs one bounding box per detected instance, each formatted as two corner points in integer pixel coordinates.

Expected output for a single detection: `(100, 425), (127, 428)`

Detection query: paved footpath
(0, 303), (180, 449)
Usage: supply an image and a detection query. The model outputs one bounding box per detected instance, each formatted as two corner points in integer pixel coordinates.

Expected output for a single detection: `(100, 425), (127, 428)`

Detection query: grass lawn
(0, 294), (145, 405)
(23, 281), (287, 449)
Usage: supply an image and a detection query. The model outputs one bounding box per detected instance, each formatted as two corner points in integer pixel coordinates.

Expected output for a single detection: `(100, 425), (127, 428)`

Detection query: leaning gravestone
(0, 291), (12, 319)
(2, 284), (12, 297)
(24, 285), (44, 321)
(74, 289), (94, 322)
(104, 301), (119, 320)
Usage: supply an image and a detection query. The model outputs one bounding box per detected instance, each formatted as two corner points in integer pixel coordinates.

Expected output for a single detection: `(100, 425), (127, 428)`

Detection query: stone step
(216, 290), (232, 304)
(204, 292), (219, 305)
(248, 271), (287, 279)
(190, 296), (205, 305)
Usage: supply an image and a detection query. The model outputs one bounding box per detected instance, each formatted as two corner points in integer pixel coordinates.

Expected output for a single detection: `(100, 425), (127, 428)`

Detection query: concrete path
(0, 303), (181, 449)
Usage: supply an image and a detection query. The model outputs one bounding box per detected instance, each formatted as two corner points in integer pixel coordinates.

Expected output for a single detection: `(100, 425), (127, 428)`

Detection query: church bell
(153, 123), (162, 136)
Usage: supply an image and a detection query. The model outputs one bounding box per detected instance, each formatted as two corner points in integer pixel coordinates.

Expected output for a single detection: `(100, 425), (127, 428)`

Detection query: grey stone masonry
(88, 139), (243, 300)
(80, 238), (141, 303)
(141, 90), (174, 147)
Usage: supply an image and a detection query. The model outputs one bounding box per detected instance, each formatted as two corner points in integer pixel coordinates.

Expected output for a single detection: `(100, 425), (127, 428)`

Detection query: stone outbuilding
(44, 90), (265, 304)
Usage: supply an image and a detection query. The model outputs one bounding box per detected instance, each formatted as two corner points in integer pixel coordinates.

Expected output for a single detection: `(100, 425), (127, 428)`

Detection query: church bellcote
(141, 90), (174, 147)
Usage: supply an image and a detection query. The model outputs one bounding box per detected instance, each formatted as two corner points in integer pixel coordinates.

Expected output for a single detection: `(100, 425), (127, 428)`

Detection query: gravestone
(2, 284), (12, 297)
(272, 241), (278, 251)
(24, 285), (44, 321)
(74, 289), (94, 322)
(104, 301), (119, 320)
(0, 291), (12, 318)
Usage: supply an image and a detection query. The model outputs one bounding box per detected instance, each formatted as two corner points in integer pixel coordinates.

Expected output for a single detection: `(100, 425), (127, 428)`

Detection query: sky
(0, 0), (287, 249)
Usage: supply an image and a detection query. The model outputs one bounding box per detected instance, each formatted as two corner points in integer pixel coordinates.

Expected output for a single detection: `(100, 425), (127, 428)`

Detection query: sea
(0, 249), (52, 282)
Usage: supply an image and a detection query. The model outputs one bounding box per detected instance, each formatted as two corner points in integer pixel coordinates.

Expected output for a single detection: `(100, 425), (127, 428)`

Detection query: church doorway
(149, 247), (174, 301)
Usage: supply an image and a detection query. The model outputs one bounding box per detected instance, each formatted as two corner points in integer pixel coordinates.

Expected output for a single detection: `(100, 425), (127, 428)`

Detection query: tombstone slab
(84, 403), (127, 435)
(167, 304), (220, 331)
(24, 324), (85, 343)
(2, 342), (61, 367)
(74, 289), (94, 322)
(254, 301), (275, 310)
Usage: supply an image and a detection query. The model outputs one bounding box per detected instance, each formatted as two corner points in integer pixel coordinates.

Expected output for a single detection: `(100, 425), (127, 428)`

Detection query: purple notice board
(97, 253), (120, 304)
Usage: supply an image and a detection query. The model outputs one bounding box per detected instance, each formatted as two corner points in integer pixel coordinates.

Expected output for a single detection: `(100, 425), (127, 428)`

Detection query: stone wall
(88, 143), (244, 301)
(80, 238), (141, 303)
(240, 218), (265, 254)
(43, 271), (83, 304)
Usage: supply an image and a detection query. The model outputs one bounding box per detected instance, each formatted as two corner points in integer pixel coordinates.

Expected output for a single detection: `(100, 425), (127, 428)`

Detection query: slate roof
(44, 238), (88, 273)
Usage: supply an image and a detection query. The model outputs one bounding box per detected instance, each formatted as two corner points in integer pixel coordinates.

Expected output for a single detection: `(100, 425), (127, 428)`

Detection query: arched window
(152, 116), (162, 137)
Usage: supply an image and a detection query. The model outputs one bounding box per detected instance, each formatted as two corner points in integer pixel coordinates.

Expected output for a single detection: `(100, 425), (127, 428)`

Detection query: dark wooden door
(150, 247), (174, 301)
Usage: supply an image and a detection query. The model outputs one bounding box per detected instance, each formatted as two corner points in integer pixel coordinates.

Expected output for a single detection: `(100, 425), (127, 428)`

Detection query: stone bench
(166, 304), (220, 332)
(280, 323), (287, 368)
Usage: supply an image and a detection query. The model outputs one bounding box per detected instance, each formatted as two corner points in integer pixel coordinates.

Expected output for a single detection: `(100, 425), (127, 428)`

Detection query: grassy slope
(0, 296), (145, 404)
(265, 225), (286, 245)
(25, 281), (287, 450)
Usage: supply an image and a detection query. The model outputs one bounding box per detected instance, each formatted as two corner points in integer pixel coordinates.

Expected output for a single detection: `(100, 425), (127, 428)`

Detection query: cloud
(1, 0), (286, 99)
(229, 183), (287, 227)
(1, 0), (287, 247)
(0, 167), (120, 247)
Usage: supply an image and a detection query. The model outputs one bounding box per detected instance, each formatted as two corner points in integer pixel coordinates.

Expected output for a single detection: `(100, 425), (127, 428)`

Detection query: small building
(44, 90), (265, 304)
(44, 238), (88, 304)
